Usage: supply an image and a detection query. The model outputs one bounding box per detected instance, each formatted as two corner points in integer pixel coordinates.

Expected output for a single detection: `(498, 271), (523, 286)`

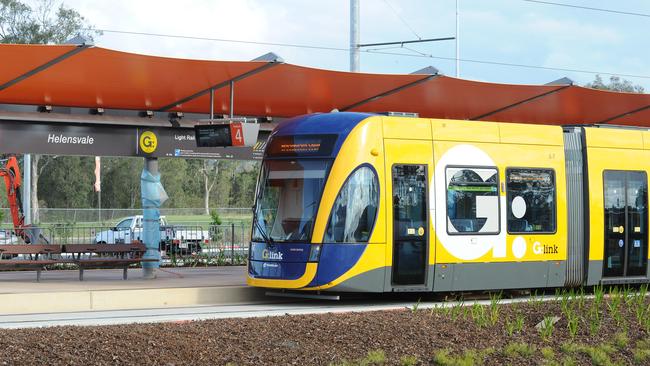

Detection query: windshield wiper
(253, 216), (274, 246)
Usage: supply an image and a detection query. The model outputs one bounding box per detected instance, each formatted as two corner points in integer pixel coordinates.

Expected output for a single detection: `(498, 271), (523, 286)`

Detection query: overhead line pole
(350, 0), (360, 72)
(350, 0), (454, 73)
(456, 0), (460, 77)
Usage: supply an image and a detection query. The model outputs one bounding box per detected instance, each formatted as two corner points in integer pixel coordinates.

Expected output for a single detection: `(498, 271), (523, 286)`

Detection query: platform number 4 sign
(229, 123), (244, 146)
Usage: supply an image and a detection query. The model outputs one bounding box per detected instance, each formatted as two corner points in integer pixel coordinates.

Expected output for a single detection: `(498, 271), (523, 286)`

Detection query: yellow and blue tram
(247, 112), (649, 292)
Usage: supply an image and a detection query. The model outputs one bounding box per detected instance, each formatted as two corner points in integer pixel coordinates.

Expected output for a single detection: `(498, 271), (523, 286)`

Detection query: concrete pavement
(0, 266), (267, 314)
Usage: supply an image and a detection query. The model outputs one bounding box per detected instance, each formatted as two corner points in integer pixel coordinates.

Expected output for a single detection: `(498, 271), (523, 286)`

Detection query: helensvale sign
(0, 120), (267, 159)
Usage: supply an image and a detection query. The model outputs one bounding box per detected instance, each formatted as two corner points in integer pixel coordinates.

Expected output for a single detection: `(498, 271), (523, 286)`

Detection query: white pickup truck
(94, 215), (169, 244)
(94, 215), (209, 253)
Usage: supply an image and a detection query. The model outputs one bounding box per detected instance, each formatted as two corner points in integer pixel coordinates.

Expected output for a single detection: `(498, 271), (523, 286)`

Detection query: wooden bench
(0, 245), (64, 282)
(63, 243), (157, 281)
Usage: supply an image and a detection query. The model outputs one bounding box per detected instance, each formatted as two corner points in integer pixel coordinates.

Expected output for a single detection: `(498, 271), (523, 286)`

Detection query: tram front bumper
(247, 242), (368, 290)
(247, 242), (319, 288)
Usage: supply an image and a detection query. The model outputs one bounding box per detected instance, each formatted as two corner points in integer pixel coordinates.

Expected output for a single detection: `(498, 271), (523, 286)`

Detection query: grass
(410, 298), (422, 313)
(333, 350), (386, 366)
(399, 355), (418, 366)
(539, 316), (556, 341)
(540, 346), (554, 360)
(488, 292), (501, 326)
(504, 342), (536, 358)
(429, 340), (627, 366)
(613, 331), (629, 349)
(469, 302), (488, 328)
(433, 349), (491, 366)
(504, 312), (525, 337)
(634, 339), (650, 363)
(410, 287), (650, 365)
(333, 287), (650, 365)
(566, 310), (579, 339)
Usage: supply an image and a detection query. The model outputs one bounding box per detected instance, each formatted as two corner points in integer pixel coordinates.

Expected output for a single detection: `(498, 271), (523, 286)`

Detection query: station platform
(0, 266), (267, 314)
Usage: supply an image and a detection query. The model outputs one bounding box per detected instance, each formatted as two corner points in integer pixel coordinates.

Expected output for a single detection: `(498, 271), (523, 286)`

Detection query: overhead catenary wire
(381, 0), (422, 39)
(519, 0), (650, 18)
(88, 28), (650, 80)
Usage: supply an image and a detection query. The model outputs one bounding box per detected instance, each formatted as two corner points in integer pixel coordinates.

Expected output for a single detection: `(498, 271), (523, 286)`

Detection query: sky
(30, 0), (650, 90)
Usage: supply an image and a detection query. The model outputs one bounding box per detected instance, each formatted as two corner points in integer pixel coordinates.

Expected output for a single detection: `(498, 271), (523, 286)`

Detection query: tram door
(603, 171), (648, 277)
(391, 165), (428, 285)
(384, 137), (433, 289)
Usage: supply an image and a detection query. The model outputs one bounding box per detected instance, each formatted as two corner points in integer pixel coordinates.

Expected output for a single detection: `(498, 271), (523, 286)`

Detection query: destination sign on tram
(266, 134), (338, 157)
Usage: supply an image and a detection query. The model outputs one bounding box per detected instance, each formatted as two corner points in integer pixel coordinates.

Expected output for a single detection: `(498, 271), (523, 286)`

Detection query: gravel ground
(0, 293), (648, 365)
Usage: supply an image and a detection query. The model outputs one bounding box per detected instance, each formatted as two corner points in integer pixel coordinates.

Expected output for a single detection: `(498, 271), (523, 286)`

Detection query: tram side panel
(431, 120), (568, 292)
(583, 127), (650, 285)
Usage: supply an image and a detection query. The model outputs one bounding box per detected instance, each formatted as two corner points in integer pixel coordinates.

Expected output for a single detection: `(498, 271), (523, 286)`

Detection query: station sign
(0, 119), (268, 160)
(194, 122), (260, 147)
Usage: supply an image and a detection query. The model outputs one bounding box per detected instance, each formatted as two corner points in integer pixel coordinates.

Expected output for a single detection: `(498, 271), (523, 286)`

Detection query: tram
(247, 112), (649, 293)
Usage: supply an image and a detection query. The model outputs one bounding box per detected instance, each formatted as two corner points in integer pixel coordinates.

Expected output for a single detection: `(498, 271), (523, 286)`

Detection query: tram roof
(2, 43), (650, 127)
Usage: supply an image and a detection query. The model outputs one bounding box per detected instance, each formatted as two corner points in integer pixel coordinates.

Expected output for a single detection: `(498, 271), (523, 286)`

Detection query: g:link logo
(139, 131), (157, 154)
(262, 249), (283, 260)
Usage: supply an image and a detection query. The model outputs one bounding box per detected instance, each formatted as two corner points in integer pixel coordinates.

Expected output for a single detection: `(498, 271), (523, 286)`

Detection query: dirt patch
(0, 289), (649, 365)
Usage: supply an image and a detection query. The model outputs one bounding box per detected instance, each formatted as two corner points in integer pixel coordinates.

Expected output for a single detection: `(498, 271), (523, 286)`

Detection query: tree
(30, 154), (56, 223)
(0, 0), (99, 44)
(0, 0), (99, 223)
(100, 157), (142, 209)
(585, 75), (645, 93)
(38, 156), (94, 208)
(200, 160), (220, 215)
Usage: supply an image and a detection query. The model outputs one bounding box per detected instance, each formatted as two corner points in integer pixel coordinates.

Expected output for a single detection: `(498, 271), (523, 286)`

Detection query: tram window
(324, 166), (379, 243)
(446, 167), (500, 234)
(506, 168), (556, 233)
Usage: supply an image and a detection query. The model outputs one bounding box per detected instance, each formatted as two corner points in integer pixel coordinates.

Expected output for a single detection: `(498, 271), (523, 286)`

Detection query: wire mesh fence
(0, 223), (251, 267)
(0, 208), (253, 225)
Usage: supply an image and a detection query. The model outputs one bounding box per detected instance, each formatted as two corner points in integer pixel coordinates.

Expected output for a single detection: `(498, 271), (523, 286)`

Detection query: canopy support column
(209, 88), (215, 120)
(141, 157), (167, 279)
(23, 154), (31, 225)
(229, 81), (235, 118)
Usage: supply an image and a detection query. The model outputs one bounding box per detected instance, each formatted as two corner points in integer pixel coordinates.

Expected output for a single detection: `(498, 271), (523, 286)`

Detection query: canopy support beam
(340, 74), (437, 112)
(158, 61), (281, 112)
(229, 80), (235, 118)
(470, 85), (571, 121)
(598, 104), (650, 124)
(0, 44), (90, 92)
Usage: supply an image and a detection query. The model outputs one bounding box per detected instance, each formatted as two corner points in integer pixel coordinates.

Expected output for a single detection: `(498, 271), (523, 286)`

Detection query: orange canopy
(1, 44), (649, 126)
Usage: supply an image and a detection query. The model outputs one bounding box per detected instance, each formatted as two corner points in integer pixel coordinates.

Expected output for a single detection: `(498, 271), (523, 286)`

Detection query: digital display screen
(266, 134), (338, 157)
(194, 125), (232, 147)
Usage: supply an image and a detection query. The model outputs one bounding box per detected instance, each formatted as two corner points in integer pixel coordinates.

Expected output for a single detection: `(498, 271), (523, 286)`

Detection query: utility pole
(350, 0), (360, 72)
(456, 0), (460, 77)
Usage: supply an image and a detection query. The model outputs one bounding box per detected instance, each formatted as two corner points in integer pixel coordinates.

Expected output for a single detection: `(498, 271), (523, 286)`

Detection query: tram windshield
(253, 159), (331, 243)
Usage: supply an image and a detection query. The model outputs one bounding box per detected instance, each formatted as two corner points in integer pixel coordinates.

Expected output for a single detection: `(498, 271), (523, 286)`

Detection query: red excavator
(0, 156), (48, 244)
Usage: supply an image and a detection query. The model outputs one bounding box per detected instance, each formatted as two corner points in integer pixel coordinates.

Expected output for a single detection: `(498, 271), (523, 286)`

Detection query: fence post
(231, 223), (235, 263)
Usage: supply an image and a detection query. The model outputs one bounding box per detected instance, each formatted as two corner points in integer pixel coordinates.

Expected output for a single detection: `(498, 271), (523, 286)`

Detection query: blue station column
(141, 157), (168, 279)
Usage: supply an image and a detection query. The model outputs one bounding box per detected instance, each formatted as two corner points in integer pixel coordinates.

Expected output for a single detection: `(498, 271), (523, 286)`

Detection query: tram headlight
(308, 244), (322, 262)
